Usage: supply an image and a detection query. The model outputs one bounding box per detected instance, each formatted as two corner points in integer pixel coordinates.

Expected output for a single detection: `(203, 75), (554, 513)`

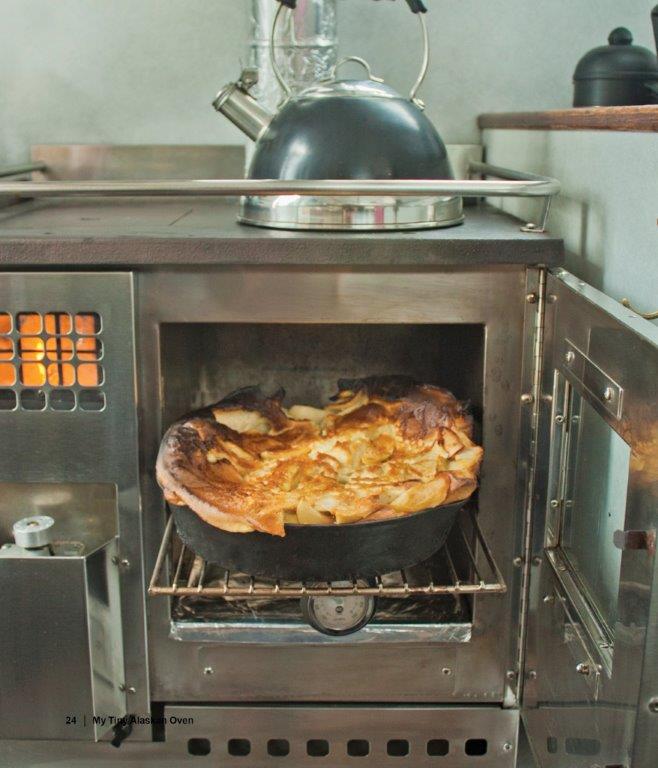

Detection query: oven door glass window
(559, 390), (630, 636)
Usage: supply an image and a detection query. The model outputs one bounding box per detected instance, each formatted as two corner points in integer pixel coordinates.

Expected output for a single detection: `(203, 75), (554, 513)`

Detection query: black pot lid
(574, 27), (658, 80)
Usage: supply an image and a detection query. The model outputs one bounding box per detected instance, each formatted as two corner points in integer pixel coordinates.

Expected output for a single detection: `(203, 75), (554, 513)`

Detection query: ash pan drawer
(163, 705), (518, 767)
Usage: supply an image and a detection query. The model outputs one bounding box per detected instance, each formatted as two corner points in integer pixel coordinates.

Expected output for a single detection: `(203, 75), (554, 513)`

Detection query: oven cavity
(150, 322), (503, 641)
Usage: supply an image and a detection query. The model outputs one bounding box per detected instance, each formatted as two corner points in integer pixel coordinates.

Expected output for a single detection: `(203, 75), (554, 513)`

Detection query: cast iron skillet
(172, 498), (466, 581)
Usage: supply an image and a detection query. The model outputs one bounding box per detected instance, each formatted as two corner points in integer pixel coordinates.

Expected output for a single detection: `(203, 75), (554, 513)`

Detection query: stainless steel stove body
(0, 147), (657, 768)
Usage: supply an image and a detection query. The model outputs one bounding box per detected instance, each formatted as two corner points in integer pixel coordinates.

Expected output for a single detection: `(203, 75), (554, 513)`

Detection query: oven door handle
(545, 547), (613, 686)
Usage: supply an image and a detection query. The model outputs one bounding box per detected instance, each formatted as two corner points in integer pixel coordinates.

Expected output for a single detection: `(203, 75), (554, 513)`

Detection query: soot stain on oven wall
(159, 323), (484, 433)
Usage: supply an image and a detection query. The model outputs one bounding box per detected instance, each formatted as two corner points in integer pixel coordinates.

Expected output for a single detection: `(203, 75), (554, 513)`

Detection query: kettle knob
(608, 27), (633, 46)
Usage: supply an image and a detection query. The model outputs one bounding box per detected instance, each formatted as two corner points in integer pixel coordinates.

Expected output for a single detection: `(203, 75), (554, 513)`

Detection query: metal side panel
(0, 273), (148, 731)
(523, 269), (658, 768)
(163, 705), (519, 768)
(0, 539), (124, 741)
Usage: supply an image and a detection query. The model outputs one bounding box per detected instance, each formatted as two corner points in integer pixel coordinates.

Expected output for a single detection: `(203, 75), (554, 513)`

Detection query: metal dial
(301, 582), (377, 636)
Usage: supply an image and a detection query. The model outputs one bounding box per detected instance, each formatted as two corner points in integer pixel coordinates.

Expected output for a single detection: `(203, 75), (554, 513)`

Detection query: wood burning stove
(0, 146), (656, 768)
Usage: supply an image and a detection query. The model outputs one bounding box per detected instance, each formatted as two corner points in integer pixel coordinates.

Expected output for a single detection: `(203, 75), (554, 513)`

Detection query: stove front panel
(0, 272), (147, 723)
(163, 705), (519, 767)
(138, 266), (531, 704)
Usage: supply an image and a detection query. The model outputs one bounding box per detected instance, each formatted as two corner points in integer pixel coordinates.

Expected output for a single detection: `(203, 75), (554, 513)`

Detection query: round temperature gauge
(301, 582), (377, 636)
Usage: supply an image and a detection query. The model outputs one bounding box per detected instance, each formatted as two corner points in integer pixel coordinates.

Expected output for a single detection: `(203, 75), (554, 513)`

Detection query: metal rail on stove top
(0, 158), (558, 231)
(0, 161), (559, 200)
(148, 509), (506, 599)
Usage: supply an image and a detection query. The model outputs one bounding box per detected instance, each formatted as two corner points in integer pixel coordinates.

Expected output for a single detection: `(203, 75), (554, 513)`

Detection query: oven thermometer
(301, 582), (377, 636)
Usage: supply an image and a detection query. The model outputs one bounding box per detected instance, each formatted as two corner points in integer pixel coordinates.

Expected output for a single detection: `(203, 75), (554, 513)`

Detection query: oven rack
(148, 509), (506, 599)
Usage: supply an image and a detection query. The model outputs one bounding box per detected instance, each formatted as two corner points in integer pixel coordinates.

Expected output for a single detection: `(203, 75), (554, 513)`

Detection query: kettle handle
(277, 0), (427, 12)
(270, 2), (430, 104)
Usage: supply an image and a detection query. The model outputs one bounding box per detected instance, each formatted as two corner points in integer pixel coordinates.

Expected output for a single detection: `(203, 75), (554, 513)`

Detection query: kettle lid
(574, 27), (658, 80)
(299, 77), (405, 102)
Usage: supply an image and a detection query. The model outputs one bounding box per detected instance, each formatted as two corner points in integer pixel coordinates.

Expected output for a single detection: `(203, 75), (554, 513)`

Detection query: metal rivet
(441, 667), (452, 676)
(602, 387), (614, 402)
(203, 666), (214, 676)
(565, 350), (575, 365)
(576, 662), (591, 676)
(555, 413), (565, 424)
(526, 292), (538, 304)
(521, 393), (534, 404)
(503, 741), (513, 752)
(119, 683), (136, 694)
(506, 670), (517, 680)
(648, 698), (658, 713)
(527, 670), (537, 680)
(532, 556), (542, 566)
(112, 556), (130, 569)
(513, 556), (524, 567)
(550, 499), (559, 509)
(543, 594), (555, 604)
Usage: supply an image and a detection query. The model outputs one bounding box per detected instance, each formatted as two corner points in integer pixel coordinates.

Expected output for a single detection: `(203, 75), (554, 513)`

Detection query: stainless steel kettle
(212, 0), (462, 231)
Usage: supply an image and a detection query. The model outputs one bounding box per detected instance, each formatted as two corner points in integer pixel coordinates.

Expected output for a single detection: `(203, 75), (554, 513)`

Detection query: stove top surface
(0, 144), (564, 268)
(0, 199), (563, 268)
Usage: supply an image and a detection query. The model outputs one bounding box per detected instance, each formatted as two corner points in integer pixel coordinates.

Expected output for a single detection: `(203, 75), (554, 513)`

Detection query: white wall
(0, 0), (249, 162)
(339, 0), (655, 143)
(1, 0), (655, 162)
(484, 129), (658, 320)
(1, 1), (656, 316)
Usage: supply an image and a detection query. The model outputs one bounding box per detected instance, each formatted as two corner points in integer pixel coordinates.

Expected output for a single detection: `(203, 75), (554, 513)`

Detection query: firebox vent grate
(0, 310), (105, 412)
(188, 734), (494, 761)
(166, 705), (518, 767)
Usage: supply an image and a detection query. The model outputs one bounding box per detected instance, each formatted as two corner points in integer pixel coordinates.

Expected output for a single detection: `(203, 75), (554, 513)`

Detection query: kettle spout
(212, 68), (274, 141)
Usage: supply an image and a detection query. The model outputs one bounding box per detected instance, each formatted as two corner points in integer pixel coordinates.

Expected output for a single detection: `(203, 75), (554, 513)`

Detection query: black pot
(573, 24), (658, 107)
(172, 499), (466, 582)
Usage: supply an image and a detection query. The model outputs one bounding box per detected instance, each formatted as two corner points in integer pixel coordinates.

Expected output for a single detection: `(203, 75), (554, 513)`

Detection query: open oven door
(522, 269), (658, 768)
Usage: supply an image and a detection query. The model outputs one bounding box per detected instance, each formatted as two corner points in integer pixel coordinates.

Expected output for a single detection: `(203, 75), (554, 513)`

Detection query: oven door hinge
(510, 267), (547, 707)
